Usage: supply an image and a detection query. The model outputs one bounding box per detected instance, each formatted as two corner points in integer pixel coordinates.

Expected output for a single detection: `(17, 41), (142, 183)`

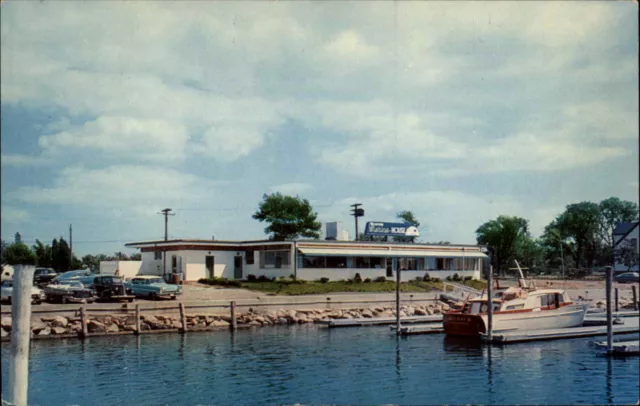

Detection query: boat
(43, 280), (96, 304)
(443, 260), (587, 337)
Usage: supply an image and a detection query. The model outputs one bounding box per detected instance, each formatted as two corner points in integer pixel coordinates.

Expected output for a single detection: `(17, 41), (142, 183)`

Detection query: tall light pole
(158, 208), (174, 279)
(350, 203), (364, 241)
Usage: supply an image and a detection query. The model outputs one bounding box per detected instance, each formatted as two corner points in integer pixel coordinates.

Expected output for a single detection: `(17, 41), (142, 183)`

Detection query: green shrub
(363, 278), (372, 283)
(446, 275), (452, 281)
(453, 273), (461, 281)
(463, 276), (472, 282)
(319, 277), (330, 284)
(247, 274), (257, 282)
(374, 276), (387, 282)
(353, 273), (363, 283)
(431, 277), (440, 282)
(257, 275), (271, 282)
(415, 276), (422, 282)
(422, 273), (431, 282)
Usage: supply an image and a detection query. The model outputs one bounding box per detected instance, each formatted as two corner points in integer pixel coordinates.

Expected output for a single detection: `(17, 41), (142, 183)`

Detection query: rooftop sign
(364, 222), (420, 237)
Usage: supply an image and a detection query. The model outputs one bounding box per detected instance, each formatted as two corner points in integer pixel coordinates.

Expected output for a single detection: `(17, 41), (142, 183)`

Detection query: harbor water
(2, 326), (639, 405)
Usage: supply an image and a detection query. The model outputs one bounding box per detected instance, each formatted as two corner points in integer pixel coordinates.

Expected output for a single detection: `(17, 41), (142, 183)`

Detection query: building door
(205, 256), (214, 279)
(234, 256), (243, 279)
(386, 257), (393, 278)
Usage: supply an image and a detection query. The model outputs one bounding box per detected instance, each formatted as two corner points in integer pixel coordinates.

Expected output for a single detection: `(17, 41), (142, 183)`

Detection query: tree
(615, 240), (639, 271)
(252, 193), (322, 241)
(553, 202), (601, 268)
(598, 197), (639, 264)
(476, 215), (530, 276)
(14, 232), (22, 244)
(51, 237), (72, 272)
(82, 254), (100, 272)
(393, 210), (420, 243)
(2, 242), (37, 265)
(32, 239), (53, 268)
(129, 253), (142, 260)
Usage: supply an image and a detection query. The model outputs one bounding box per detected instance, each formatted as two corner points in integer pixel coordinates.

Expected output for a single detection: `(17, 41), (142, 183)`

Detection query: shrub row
(197, 277), (242, 287)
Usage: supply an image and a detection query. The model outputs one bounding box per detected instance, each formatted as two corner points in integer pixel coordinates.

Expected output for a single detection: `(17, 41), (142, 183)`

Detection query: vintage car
(43, 280), (96, 304)
(93, 276), (135, 302)
(124, 276), (182, 300)
(615, 272), (639, 284)
(1, 280), (46, 304)
(34, 268), (59, 288)
(52, 270), (97, 287)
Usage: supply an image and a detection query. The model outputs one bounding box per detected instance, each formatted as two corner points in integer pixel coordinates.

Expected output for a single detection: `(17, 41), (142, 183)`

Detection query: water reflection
(606, 356), (613, 404)
(442, 335), (483, 354)
(485, 345), (495, 405)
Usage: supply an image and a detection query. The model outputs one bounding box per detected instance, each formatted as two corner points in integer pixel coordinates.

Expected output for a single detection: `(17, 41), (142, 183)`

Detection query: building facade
(124, 239), (487, 282)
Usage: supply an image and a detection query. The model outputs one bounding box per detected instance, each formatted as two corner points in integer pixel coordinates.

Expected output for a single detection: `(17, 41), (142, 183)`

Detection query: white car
(1, 280), (46, 304)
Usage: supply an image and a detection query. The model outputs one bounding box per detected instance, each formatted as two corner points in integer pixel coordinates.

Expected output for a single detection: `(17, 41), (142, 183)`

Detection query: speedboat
(443, 261), (587, 337)
(43, 280), (96, 304)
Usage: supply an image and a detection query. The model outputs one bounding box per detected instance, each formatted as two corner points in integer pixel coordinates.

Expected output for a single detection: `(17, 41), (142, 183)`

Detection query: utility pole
(158, 208), (175, 279)
(350, 203), (365, 241)
(69, 224), (73, 270)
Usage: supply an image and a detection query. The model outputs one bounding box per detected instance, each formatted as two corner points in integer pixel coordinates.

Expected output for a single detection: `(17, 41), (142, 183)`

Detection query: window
(435, 258), (453, 270)
(154, 251), (162, 260)
(303, 256), (326, 268)
(326, 256), (348, 268)
(540, 295), (548, 307)
(398, 258), (424, 270)
(506, 304), (525, 310)
(260, 251), (290, 268)
(246, 251), (255, 265)
(355, 257), (371, 269)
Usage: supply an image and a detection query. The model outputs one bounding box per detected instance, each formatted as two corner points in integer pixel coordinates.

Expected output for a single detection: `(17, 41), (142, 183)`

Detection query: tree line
(476, 197), (639, 275)
(1, 232), (141, 272)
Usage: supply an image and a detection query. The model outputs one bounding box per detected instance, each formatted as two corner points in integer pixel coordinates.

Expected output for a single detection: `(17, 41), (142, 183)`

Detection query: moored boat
(443, 261), (587, 337)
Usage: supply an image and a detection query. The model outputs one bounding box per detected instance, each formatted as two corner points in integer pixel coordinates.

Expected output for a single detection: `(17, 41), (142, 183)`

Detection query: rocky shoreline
(0, 302), (451, 340)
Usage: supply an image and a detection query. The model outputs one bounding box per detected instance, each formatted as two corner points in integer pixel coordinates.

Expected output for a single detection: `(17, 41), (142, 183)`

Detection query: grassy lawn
(198, 277), (486, 296)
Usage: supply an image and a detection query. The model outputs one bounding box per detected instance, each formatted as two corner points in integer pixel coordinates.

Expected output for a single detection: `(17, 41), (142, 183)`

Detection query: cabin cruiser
(443, 261), (587, 337)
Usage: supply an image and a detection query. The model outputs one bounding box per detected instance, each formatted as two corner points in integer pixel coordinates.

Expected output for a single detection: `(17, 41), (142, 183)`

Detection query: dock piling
(8, 265), (35, 406)
(230, 301), (237, 331)
(606, 266), (613, 353)
(135, 304), (141, 335)
(614, 288), (619, 312)
(487, 265), (493, 341)
(395, 266), (401, 335)
(179, 302), (187, 333)
(632, 285), (638, 311)
(80, 306), (88, 338)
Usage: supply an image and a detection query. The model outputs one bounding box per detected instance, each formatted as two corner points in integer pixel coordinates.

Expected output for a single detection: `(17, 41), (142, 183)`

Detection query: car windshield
(57, 271), (90, 280)
(2, 281), (13, 288)
(148, 278), (164, 284)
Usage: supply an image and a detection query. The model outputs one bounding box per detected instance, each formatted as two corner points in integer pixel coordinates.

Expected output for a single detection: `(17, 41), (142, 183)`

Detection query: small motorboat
(443, 261), (587, 337)
(43, 280), (96, 304)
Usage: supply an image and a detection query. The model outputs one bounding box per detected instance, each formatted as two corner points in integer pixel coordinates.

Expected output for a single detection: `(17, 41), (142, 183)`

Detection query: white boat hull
(481, 304), (587, 332)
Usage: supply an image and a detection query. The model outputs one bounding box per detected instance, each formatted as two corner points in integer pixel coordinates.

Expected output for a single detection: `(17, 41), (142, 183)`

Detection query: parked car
(52, 270), (96, 287)
(1, 265), (14, 282)
(34, 268), (58, 288)
(93, 276), (135, 302)
(124, 276), (182, 300)
(615, 272), (640, 284)
(43, 280), (96, 304)
(1, 280), (46, 304)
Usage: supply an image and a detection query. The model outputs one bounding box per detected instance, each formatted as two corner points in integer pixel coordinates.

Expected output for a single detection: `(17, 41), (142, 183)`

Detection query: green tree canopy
(2, 242), (37, 265)
(598, 197), (639, 263)
(552, 202), (601, 268)
(476, 215), (530, 275)
(252, 193), (322, 241)
(615, 240), (639, 271)
(32, 239), (53, 268)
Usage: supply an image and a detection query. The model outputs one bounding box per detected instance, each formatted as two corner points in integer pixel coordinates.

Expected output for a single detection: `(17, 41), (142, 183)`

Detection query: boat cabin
(463, 288), (572, 315)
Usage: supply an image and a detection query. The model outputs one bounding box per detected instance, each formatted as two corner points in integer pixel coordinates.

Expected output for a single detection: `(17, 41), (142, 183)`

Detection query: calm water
(2, 326), (639, 405)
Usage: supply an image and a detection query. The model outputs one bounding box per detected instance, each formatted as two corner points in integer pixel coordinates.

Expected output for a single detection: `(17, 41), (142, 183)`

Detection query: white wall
(179, 250), (241, 281)
(99, 261), (143, 278)
(296, 268), (479, 282)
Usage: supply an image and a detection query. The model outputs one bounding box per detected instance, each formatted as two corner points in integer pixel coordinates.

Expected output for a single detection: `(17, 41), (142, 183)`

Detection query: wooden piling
(230, 301), (237, 331)
(179, 302), (187, 333)
(395, 266), (401, 335)
(615, 288), (619, 312)
(8, 264), (35, 406)
(80, 306), (88, 339)
(606, 266), (613, 353)
(632, 285), (638, 311)
(135, 304), (141, 335)
(487, 265), (493, 341)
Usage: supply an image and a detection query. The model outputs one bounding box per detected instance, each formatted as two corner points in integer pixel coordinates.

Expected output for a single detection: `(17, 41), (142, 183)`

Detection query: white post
(8, 264), (35, 406)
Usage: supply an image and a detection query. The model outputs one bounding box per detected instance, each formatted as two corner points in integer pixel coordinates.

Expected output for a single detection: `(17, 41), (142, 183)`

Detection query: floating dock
(595, 340), (640, 355)
(394, 324), (444, 335)
(481, 317), (639, 344)
(317, 315), (442, 327)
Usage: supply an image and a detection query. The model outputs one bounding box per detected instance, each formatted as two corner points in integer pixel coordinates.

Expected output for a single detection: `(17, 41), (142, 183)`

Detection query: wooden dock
(395, 324), (444, 335)
(481, 317), (639, 344)
(595, 340), (640, 355)
(316, 315), (442, 327)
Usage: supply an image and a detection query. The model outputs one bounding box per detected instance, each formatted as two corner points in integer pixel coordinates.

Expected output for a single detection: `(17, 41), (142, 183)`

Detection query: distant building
(613, 221), (639, 272)
(124, 239), (487, 283)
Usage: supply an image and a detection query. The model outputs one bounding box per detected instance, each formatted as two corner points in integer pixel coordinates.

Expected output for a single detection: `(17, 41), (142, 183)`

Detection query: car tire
(7, 297), (11, 305)
(128, 298), (134, 303)
(150, 293), (157, 301)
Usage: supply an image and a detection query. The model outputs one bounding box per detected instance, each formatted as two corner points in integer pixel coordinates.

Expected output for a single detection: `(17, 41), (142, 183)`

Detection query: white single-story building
(613, 221), (639, 272)
(99, 260), (143, 279)
(124, 239), (488, 283)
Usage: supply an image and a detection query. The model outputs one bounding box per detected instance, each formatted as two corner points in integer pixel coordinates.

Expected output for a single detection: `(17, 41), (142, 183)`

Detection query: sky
(1, 1), (638, 257)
